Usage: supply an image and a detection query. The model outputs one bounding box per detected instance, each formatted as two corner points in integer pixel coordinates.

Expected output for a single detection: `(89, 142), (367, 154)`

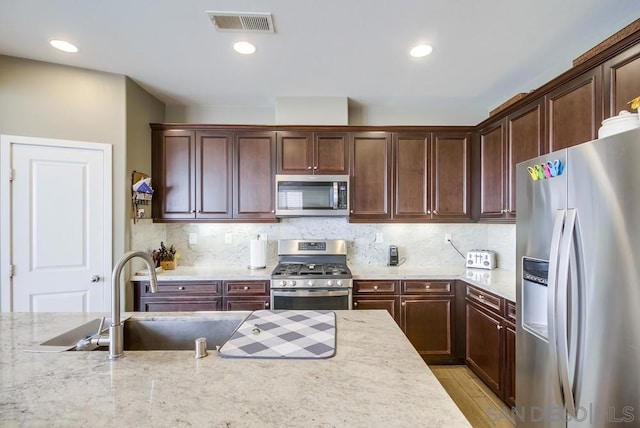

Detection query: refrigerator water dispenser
(522, 257), (549, 340)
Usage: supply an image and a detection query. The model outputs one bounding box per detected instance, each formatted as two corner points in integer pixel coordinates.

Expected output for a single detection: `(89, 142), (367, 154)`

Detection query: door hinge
(8, 168), (14, 182)
(8, 264), (15, 278)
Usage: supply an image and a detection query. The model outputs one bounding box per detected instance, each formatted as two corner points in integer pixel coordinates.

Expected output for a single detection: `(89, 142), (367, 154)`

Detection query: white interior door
(1, 135), (112, 312)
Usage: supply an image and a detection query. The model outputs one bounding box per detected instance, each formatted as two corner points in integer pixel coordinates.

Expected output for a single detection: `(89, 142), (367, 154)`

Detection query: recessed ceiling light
(233, 41), (256, 55)
(410, 44), (433, 58)
(49, 39), (79, 53)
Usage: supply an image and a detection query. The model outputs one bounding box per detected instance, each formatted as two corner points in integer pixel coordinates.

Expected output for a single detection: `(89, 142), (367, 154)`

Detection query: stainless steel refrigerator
(516, 127), (640, 427)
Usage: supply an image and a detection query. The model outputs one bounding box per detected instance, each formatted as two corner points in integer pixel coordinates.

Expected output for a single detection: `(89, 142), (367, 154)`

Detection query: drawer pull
(243, 286), (249, 290)
(178, 286), (185, 291)
(373, 285), (378, 291)
(479, 294), (485, 300)
(425, 285), (431, 289)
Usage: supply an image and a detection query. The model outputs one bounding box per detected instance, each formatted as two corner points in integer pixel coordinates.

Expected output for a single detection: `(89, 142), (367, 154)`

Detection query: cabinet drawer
(138, 298), (222, 312)
(506, 300), (516, 323)
(466, 285), (503, 315)
(138, 281), (221, 296)
(353, 280), (398, 294)
(402, 280), (452, 295)
(223, 280), (270, 296)
(223, 297), (270, 311)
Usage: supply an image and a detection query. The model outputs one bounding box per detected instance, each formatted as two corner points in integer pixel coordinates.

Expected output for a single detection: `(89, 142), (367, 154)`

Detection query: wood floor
(429, 365), (515, 428)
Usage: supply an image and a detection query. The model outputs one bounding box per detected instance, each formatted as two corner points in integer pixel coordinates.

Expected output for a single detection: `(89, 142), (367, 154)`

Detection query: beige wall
(125, 77), (165, 224)
(0, 55), (164, 267)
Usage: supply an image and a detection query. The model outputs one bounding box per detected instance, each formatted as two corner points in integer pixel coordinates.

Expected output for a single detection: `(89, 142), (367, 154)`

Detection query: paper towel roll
(249, 239), (266, 269)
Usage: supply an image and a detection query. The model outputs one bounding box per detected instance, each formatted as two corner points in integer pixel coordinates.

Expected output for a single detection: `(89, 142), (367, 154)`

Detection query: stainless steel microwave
(275, 175), (350, 217)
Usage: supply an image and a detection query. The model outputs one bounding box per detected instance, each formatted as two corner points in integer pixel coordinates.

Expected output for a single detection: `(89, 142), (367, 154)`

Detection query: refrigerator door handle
(547, 209), (566, 408)
(557, 209), (578, 417)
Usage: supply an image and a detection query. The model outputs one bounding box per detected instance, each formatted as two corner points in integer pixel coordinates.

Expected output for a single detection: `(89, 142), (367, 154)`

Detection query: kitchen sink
(24, 312), (250, 352)
(120, 313), (249, 351)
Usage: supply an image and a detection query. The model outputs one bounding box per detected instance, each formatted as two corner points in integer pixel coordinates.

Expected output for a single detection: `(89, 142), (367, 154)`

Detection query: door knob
(90, 275), (100, 283)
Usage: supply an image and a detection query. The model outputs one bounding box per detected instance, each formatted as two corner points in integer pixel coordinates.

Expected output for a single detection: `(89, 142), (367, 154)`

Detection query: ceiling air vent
(206, 11), (275, 33)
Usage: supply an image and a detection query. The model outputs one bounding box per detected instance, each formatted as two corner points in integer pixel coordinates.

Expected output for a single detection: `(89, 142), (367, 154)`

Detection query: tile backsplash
(130, 219), (516, 272)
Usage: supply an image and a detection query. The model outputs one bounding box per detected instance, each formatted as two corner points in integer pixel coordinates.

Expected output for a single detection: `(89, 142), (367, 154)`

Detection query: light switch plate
(189, 233), (197, 245)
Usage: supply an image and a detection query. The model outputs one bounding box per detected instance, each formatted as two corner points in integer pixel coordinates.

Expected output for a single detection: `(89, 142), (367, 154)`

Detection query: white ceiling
(1, 1), (639, 124)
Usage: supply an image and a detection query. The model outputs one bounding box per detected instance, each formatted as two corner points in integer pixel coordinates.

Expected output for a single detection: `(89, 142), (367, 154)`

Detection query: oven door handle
(272, 289), (350, 298)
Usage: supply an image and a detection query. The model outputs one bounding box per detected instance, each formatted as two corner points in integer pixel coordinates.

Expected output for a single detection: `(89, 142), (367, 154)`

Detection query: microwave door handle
(333, 182), (338, 209)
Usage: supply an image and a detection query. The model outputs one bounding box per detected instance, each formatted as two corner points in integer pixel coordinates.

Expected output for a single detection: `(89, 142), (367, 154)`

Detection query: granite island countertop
(133, 265), (516, 302)
(0, 310), (470, 427)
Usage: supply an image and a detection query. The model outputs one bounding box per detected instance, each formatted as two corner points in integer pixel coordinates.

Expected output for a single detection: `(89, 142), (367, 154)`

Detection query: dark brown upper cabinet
(393, 133), (431, 219)
(478, 121), (506, 220)
(349, 132), (392, 220)
(277, 131), (349, 175)
(431, 132), (471, 220)
(603, 42), (640, 119)
(478, 100), (544, 221)
(506, 100), (545, 218)
(546, 67), (603, 152)
(152, 129), (233, 219)
(233, 131), (277, 220)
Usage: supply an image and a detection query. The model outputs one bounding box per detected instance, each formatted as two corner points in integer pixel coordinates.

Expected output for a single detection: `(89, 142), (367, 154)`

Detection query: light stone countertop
(0, 310), (470, 427)
(133, 265), (516, 302)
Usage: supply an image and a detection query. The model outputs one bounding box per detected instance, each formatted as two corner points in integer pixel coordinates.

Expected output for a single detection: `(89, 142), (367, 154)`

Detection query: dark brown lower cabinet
(504, 321), (516, 408)
(352, 280), (400, 324)
(354, 279), (463, 364)
(133, 280), (269, 312)
(466, 301), (503, 395)
(401, 295), (455, 363)
(465, 284), (516, 407)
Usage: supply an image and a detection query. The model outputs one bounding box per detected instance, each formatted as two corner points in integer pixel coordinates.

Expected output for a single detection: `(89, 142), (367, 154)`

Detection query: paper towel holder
(248, 236), (267, 270)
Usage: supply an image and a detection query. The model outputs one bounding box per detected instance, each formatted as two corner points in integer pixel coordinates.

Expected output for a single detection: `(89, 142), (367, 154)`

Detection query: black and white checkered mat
(218, 310), (336, 359)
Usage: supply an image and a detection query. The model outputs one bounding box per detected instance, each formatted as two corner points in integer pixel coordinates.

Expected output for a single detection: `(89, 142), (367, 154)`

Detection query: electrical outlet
(258, 233), (268, 241)
(224, 233), (232, 244)
(188, 233), (197, 245)
(444, 233), (452, 244)
(375, 233), (383, 243)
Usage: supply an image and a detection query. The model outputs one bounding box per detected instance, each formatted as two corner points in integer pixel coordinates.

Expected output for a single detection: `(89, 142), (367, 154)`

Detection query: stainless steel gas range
(270, 239), (352, 310)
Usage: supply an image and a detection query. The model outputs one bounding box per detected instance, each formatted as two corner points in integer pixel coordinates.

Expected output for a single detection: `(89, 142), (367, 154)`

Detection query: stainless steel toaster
(465, 250), (497, 270)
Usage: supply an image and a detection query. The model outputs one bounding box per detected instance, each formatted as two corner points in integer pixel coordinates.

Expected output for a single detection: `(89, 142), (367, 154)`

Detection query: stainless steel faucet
(109, 250), (158, 359)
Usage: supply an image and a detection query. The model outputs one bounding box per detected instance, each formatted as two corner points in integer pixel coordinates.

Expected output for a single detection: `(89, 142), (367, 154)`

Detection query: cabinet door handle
(243, 286), (249, 290)
(427, 210), (431, 214)
(479, 294), (485, 300)
(307, 166), (312, 170)
(178, 286), (185, 291)
(265, 302), (270, 308)
(401, 301), (406, 306)
(497, 325), (503, 330)
(353, 302), (358, 307)
(190, 210), (195, 213)
(313, 166), (318, 170)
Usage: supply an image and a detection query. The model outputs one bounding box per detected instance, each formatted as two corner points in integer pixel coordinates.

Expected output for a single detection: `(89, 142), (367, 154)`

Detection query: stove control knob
(307, 280), (315, 287)
(326, 280), (335, 287)
(336, 280), (344, 287)
(278, 280), (286, 287)
(287, 280), (296, 287)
